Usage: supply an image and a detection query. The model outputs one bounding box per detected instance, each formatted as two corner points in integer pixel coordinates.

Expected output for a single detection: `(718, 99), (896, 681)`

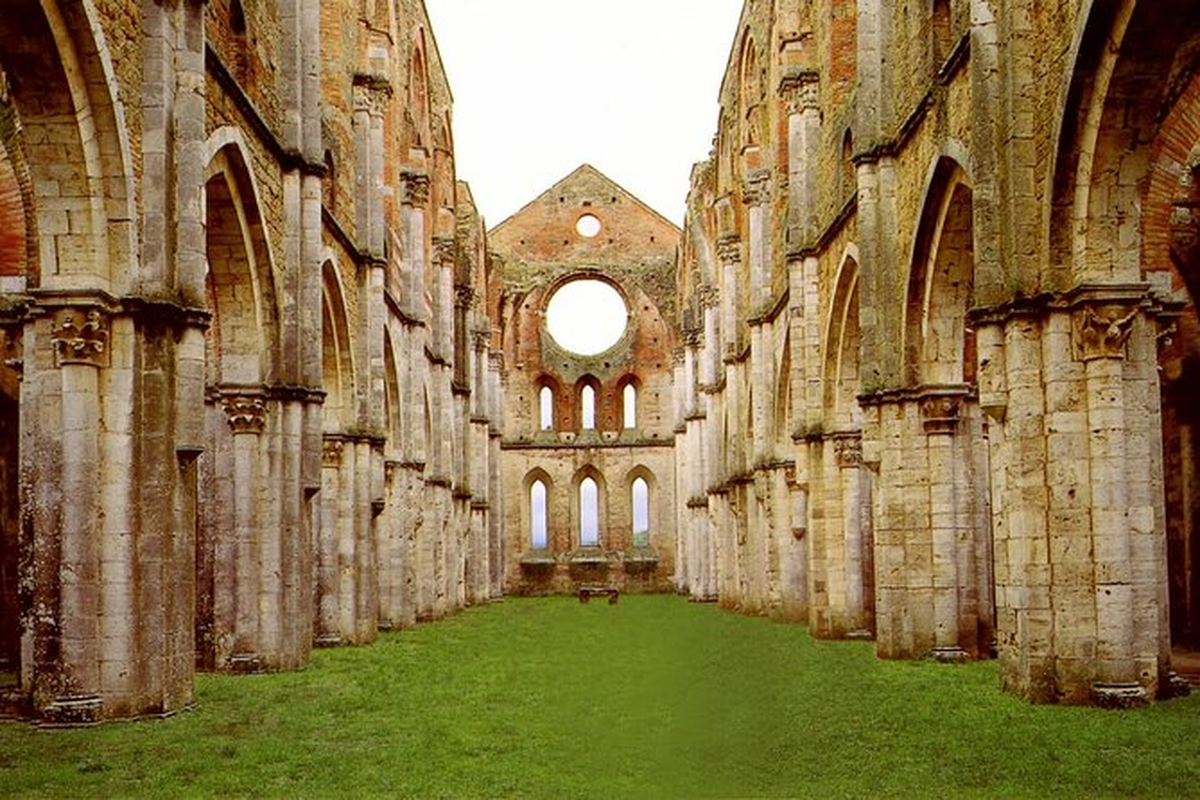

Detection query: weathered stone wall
(491, 165), (680, 595)
(678, 0), (1199, 706)
(0, 0), (502, 724)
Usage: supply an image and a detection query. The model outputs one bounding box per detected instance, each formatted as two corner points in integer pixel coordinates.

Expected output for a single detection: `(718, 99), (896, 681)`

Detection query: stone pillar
(978, 289), (1170, 704)
(44, 309), (106, 722)
(222, 394), (266, 671)
(316, 438), (343, 646)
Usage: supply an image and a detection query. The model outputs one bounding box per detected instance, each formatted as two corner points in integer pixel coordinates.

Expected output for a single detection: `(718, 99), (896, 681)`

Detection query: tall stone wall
(490, 165), (680, 596)
(677, 0), (1199, 705)
(0, 0), (502, 724)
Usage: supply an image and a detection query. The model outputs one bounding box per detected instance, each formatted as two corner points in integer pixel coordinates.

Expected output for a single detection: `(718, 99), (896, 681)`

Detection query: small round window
(575, 214), (601, 238)
(546, 279), (626, 355)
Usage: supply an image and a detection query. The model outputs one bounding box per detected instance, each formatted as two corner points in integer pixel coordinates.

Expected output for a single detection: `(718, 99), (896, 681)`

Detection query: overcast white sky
(425, 1), (746, 228)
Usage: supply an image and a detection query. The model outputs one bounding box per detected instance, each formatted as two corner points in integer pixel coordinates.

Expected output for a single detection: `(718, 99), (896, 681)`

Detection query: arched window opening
(539, 385), (554, 431)
(632, 478), (650, 546)
(623, 383), (637, 429)
(580, 478), (600, 547)
(581, 385), (596, 430)
(530, 480), (548, 549)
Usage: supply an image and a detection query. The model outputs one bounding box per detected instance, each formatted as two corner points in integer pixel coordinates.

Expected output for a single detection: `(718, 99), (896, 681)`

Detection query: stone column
(222, 393), (266, 671)
(316, 438), (343, 646)
(44, 309), (107, 722)
(922, 394), (967, 659)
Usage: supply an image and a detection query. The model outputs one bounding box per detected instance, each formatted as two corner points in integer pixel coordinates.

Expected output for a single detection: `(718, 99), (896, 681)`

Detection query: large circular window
(545, 279), (627, 355)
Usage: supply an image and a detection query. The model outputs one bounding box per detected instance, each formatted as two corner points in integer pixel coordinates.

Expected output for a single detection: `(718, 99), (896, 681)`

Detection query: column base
(1159, 671), (1193, 700)
(932, 646), (969, 664)
(1091, 682), (1149, 709)
(41, 694), (104, 727)
(314, 634), (344, 648)
(847, 629), (875, 641)
(228, 653), (263, 673)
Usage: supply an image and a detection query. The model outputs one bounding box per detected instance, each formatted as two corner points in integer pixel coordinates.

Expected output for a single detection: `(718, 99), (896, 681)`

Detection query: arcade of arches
(0, 0), (1198, 723)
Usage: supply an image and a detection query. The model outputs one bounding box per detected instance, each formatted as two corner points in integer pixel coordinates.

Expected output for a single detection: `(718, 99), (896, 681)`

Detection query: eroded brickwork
(490, 166), (680, 595)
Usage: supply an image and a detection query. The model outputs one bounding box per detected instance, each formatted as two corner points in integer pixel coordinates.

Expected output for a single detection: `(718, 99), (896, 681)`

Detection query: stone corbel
(1074, 304), (1138, 361)
(52, 309), (109, 368)
(223, 394), (267, 434)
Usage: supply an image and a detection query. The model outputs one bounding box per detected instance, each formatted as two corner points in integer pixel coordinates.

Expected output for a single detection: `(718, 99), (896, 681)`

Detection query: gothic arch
(204, 136), (281, 386)
(383, 327), (401, 451)
(823, 247), (862, 431)
(1048, 0), (1200, 285)
(0, 0), (137, 290)
(523, 468), (554, 551)
(572, 465), (608, 548)
(321, 258), (356, 431)
(902, 157), (974, 386)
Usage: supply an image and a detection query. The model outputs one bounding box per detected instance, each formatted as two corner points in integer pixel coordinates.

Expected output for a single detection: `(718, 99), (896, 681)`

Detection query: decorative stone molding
(920, 394), (962, 434)
(322, 438), (345, 467)
(696, 283), (719, 310)
(222, 395), (267, 434)
(716, 235), (742, 266)
(743, 170), (772, 207)
(832, 435), (862, 468)
(1075, 305), (1138, 361)
(432, 236), (456, 267)
(52, 309), (109, 367)
(401, 171), (430, 206)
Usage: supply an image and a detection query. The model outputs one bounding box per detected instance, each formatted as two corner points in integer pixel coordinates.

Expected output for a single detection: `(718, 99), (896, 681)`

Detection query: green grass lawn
(2, 595), (1199, 798)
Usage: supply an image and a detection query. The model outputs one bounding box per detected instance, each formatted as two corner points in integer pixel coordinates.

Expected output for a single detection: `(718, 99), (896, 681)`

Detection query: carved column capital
(432, 236), (456, 268)
(52, 309), (109, 367)
(1074, 304), (1138, 361)
(322, 437), (345, 467)
(716, 235), (742, 266)
(352, 73), (393, 118)
(223, 394), (267, 434)
(833, 434), (862, 468)
(920, 394), (962, 434)
(697, 283), (720, 310)
(779, 71), (820, 115)
(743, 170), (772, 207)
(401, 171), (430, 206)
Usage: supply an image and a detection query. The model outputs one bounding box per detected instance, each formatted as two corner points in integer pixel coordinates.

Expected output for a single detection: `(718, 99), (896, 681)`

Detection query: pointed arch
(322, 258), (356, 429)
(573, 465), (607, 548)
(0, 0), (138, 289)
(902, 156), (974, 386)
(823, 246), (862, 431)
(523, 468), (554, 551)
(1048, 0), (1200, 285)
(205, 133), (281, 386)
(577, 375), (600, 431)
(383, 327), (401, 449)
(626, 465), (658, 548)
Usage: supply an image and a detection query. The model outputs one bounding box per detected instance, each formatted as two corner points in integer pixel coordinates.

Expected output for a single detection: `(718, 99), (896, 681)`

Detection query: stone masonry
(0, 0), (1198, 723)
